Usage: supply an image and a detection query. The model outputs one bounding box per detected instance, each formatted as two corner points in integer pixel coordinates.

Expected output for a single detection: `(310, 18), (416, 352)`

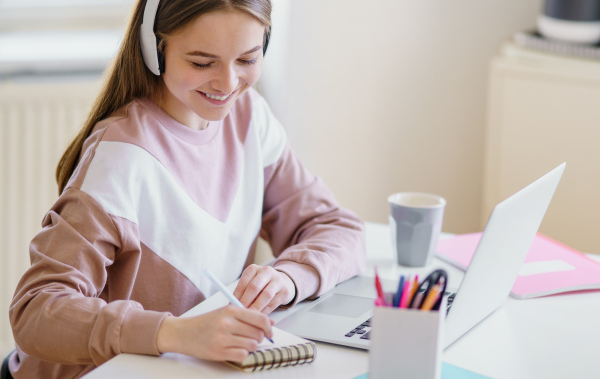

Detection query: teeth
(204, 92), (230, 101)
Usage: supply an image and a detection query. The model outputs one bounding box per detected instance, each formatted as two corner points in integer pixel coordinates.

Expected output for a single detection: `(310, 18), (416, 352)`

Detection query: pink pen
(399, 280), (413, 308)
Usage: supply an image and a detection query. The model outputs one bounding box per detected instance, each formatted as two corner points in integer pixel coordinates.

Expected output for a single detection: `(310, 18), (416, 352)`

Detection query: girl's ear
(157, 37), (166, 74)
(263, 26), (271, 56)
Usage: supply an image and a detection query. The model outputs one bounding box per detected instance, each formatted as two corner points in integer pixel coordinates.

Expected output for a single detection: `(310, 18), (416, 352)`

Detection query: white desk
(85, 222), (600, 378)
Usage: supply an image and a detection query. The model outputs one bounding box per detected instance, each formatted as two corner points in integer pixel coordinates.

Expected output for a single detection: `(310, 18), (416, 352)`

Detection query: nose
(211, 63), (238, 94)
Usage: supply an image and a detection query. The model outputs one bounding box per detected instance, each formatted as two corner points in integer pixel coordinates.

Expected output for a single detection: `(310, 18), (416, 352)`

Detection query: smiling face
(158, 10), (266, 130)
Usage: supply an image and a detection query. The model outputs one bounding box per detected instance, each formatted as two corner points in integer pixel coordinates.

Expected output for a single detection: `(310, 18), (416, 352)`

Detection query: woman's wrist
(279, 271), (297, 306)
(156, 316), (179, 354)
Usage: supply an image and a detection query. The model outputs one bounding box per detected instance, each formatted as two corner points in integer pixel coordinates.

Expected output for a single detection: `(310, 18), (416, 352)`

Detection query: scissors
(408, 269), (448, 310)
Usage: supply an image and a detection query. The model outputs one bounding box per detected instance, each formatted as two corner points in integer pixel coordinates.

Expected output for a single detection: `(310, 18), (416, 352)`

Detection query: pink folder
(436, 233), (600, 299)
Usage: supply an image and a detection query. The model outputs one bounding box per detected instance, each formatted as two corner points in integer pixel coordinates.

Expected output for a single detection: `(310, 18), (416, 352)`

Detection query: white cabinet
(484, 42), (600, 255)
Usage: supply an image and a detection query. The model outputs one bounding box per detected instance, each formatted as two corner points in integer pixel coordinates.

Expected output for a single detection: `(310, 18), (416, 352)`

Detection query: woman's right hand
(156, 305), (274, 363)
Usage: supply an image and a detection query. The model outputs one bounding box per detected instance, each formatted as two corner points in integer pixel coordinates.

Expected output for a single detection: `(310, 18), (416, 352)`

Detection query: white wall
(261, 0), (544, 233)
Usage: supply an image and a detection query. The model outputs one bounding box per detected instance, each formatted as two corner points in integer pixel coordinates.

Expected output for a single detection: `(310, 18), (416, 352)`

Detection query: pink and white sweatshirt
(8, 89), (365, 378)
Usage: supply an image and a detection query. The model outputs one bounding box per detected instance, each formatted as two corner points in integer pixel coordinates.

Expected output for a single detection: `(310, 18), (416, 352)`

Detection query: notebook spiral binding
(248, 341), (317, 372)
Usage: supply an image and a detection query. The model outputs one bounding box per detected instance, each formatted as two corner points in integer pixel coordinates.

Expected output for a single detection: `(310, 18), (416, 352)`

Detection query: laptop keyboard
(345, 319), (372, 340)
(344, 292), (456, 341)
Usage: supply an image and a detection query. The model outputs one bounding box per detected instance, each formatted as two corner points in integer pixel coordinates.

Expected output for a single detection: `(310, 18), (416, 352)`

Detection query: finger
(238, 272), (271, 308)
(215, 336), (259, 363)
(232, 307), (273, 340)
(233, 265), (259, 300)
(228, 335), (260, 352)
(247, 281), (280, 312)
(223, 347), (251, 363)
(261, 296), (283, 315)
(230, 318), (265, 342)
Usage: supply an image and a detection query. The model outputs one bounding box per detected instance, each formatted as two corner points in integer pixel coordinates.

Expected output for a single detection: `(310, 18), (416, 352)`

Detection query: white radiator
(0, 75), (102, 355)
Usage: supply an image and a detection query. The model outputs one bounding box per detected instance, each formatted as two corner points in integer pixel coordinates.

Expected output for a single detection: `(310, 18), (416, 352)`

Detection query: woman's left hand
(233, 265), (296, 314)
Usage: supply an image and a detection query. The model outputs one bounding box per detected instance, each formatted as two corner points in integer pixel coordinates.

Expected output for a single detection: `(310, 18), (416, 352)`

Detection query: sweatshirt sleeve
(246, 93), (366, 306)
(9, 188), (171, 366)
(261, 144), (366, 305)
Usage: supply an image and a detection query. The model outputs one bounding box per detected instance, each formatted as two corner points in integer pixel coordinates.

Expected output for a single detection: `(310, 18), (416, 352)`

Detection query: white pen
(203, 269), (274, 343)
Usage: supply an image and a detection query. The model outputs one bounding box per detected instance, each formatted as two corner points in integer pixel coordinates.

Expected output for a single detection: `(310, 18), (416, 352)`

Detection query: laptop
(276, 163), (566, 350)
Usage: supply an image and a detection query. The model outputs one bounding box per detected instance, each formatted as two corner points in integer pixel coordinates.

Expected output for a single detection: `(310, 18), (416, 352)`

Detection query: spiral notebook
(226, 327), (317, 373)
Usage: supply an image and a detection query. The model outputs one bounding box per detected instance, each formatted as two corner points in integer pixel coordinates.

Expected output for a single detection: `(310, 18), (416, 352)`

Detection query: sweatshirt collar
(138, 98), (221, 146)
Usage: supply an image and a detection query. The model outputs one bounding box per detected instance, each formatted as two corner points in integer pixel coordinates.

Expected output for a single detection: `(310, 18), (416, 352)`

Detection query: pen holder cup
(368, 298), (446, 379)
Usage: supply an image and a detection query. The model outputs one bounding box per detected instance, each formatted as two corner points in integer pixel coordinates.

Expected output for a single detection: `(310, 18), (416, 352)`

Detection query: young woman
(6, 0), (365, 377)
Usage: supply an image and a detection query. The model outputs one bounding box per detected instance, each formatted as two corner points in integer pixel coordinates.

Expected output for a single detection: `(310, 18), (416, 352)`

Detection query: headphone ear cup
(140, 0), (162, 76)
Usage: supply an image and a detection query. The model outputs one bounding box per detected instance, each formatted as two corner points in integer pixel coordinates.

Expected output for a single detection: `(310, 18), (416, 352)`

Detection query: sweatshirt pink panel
(9, 89), (365, 378)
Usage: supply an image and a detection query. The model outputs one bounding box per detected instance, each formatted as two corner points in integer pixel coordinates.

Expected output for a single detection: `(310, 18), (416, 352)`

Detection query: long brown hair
(56, 0), (272, 194)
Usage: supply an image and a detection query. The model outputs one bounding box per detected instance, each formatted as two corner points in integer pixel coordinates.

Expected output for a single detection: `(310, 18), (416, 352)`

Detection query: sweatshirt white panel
(80, 141), (262, 296)
(252, 95), (287, 167)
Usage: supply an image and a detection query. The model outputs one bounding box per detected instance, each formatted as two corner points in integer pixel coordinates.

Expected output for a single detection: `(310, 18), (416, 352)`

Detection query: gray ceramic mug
(388, 192), (446, 267)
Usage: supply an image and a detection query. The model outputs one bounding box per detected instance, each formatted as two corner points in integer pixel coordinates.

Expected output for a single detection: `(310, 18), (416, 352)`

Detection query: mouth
(197, 89), (239, 105)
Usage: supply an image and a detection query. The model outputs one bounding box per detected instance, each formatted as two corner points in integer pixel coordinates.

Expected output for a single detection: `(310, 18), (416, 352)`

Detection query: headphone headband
(140, 0), (271, 76)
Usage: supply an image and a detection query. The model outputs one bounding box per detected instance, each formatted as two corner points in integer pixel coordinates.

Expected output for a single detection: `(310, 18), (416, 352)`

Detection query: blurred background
(2, 0), (600, 356)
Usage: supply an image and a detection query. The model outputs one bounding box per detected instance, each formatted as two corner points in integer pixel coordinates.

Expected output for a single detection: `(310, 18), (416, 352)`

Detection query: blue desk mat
(353, 362), (492, 379)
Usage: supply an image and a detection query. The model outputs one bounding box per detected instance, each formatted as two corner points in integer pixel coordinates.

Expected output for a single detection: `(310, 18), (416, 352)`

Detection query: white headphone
(140, 0), (162, 76)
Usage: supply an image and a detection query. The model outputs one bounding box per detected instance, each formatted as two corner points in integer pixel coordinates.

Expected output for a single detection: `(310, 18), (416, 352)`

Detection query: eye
(192, 62), (212, 70)
(238, 58), (257, 66)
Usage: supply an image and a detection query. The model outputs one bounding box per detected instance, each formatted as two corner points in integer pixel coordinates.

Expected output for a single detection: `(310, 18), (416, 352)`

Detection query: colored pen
(393, 275), (405, 307)
(204, 269), (274, 343)
(399, 279), (413, 308)
(410, 291), (425, 309)
(410, 275), (419, 301)
(374, 267), (386, 305)
(386, 292), (394, 306)
(432, 275), (446, 311)
(420, 284), (441, 311)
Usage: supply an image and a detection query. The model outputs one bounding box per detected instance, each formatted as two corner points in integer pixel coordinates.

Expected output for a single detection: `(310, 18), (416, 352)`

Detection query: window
(0, 0), (132, 75)
(0, 0), (135, 30)
(0, 0), (132, 6)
